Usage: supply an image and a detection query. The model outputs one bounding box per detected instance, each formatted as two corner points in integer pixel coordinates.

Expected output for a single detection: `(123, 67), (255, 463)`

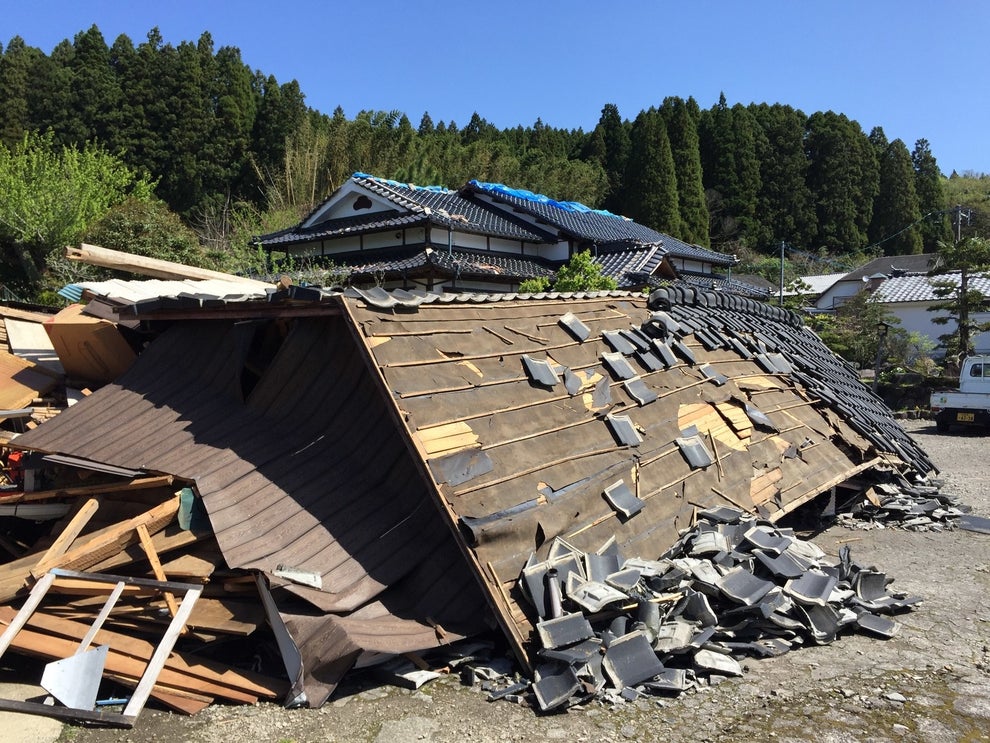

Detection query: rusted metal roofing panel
(12, 314), (488, 705)
(343, 287), (935, 668)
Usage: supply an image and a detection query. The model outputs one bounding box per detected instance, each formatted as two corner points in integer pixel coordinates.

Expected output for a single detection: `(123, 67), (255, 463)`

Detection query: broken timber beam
(66, 243), (271, 288)
(0, 475), (175, 504)
(30, 495), (179, 578)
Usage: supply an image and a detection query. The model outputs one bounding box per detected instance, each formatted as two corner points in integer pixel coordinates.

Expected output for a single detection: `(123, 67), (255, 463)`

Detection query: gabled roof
(840, 254), (935, 283)
(594, 245), (666, 283)
(260, 175), (552, 247)
(259, 174), (739, 274)
(655, 232), (738, 267)
(872, 272), (990, 304)
(463, 179), (667, 249)
(680, 273), (774, 299)
(341, 247), (556, 282)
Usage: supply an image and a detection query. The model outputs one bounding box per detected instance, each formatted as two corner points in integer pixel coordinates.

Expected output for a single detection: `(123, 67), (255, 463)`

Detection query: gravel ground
(7, 420), (990, 743)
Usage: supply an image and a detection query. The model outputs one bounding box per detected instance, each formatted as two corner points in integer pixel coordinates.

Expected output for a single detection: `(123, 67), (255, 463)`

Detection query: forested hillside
(1, 24), (985, 300)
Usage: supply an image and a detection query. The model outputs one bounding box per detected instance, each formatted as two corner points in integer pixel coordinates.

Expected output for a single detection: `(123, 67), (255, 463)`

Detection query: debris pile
(837, 480), (969, 531)
(507, 506), (920, 712)
(0, 254), (972, 726)
(0, 474), (287, 725)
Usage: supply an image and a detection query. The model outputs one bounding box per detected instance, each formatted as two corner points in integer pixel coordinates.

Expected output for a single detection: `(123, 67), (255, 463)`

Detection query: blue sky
(5, 1), (988, 176)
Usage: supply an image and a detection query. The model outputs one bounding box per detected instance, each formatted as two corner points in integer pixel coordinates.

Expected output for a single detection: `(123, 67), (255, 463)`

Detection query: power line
(862, 207), (962, 254)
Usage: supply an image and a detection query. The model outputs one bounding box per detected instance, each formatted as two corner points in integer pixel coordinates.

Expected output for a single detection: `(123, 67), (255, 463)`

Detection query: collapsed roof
(10, 281), (936, 704)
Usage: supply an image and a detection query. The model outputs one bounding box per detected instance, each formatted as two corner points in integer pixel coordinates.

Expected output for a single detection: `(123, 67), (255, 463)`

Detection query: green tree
(594, 103), (630, 214)
(912, 139), (951, 251)
(748, 103), (816, 250)
(661, 97), (709, 245)
(84, 196), (206, 265)
(624, 110), (680, 234)
(927, 236), (990, 361)
(519, 249), (618, 293)
(0, 36), (39, 146)
(69, 25), (122, 144)
(554, 250), (617, 291)
(869, 137), (923, 255)
(943, 175), (990, 240)
(810, 289), (904, 369)
(0, 131), (154, 291)
(699, 95), (762, 246)
(805, 111), (879, 252)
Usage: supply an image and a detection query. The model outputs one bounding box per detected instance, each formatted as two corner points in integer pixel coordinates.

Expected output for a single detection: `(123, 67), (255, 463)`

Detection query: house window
(353, 195), (373, 211)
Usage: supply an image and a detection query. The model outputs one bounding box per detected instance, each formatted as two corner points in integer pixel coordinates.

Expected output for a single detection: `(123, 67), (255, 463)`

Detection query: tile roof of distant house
(841, 254), (935, 282)
(341, 247), (556, 281)
(258, 173), (740, 281)
(655, 232), (738, 267)
(789, 273), (847, 296)
(462, 179), (668, 248)
(594, 245), (665, 285)
(872, 272), (990, 303)
(260, 176), (552, 247)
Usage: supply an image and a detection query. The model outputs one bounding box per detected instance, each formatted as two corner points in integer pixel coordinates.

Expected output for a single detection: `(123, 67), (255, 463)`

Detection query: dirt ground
(6, 419), (990, 743)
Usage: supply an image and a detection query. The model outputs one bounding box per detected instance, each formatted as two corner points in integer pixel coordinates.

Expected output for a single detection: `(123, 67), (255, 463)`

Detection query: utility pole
(778, 240), (785, 307)
(954, 205), (973, 364)
(953, 204), (972, 243)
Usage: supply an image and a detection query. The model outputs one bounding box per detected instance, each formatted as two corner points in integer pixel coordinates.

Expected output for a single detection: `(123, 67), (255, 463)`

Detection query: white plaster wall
(815, 280), (864, 310)
(884, 302), (990, 353)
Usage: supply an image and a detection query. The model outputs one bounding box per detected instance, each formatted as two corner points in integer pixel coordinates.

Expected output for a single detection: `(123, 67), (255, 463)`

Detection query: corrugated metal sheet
(12, 314), (488, 705)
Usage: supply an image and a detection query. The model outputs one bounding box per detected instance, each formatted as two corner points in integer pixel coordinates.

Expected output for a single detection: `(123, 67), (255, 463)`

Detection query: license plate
(957, 412), (975, 422)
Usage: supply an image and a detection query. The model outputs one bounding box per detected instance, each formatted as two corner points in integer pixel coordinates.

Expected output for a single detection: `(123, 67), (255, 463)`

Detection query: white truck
(930, 355), (990, 432)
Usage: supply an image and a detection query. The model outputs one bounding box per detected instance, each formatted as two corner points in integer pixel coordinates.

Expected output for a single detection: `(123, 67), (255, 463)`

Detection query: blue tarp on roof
(469, 179), (624, 219)
(353, 172), (452, 193)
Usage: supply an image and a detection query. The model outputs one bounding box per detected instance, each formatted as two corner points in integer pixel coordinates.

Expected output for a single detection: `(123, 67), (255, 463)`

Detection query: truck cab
(930, 355), (990, 432)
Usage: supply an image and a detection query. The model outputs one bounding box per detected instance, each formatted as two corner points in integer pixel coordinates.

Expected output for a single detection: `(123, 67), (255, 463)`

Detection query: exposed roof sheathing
(343, 286), (934, 663)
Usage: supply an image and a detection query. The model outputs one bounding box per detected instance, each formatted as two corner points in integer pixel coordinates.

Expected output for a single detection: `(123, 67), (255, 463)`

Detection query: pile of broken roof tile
(510, 506), (919, 712)
(839, 481), (969, 532)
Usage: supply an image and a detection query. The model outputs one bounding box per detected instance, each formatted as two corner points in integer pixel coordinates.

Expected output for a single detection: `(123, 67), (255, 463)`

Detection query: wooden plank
(49, 577), (158, 596)
(0, 515), (200, 605)
(750, 468), (783, 505)
(0, 305), (55, 324)
(33, 497), (101, 570)
(90, 524), (203, 573)
(0, 571), (55, 657)
(422, 433), (479, 456)
(122, 583), (202, 719)
(101, 676), (212, 714)
(0, 352), (57, 411)
(0, 475), (175, 504)
(31, 496), (179, 577)
(136, 524), (179, 618)
(0, 622), (241, 706)
(0, 606), (281, 698)
(67, 243), (271, 287)
(158, 549), (220, 580)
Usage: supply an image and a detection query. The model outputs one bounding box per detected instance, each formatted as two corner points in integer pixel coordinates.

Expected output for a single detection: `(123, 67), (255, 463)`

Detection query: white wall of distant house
(815, 279), (863, 310)
(881, 301), (990, 354)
